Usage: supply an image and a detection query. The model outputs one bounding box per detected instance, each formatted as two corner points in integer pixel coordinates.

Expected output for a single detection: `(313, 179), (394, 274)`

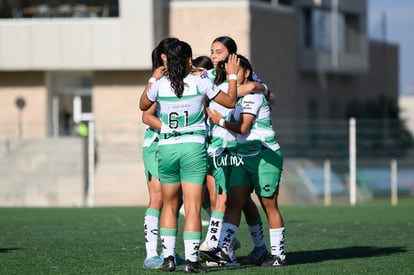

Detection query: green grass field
(1, 199), (413, 274)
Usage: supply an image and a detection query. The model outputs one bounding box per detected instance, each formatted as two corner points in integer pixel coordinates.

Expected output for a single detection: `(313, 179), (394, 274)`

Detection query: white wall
(0, 0), (153, 70)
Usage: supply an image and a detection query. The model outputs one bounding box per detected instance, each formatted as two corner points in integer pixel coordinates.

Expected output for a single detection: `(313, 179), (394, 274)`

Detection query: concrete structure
(0, 0), (400, 206)
(0, 138), (85, 206)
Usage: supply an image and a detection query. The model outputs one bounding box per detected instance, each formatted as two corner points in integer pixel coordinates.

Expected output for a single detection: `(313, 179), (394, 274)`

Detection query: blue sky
(368, 0), (414, 94)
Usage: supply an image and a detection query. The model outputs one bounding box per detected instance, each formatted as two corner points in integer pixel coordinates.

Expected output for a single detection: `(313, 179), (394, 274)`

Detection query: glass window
(302, 8), (345, 53)
(345, 13), (360, 53)
(0, 0), (119, 19)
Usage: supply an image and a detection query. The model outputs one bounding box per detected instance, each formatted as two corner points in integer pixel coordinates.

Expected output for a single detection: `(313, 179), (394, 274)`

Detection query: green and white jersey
(233, 92), (280, 156)
(142, 105), (160, 148)
(142, 127), (159, 148)
(206, 68), (216, 83)
(147, 73), (220, 145)
(207, 82), (237, 156)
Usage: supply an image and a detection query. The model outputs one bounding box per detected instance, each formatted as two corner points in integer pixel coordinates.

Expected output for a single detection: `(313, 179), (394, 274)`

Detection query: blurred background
(0, 0), (413, 207)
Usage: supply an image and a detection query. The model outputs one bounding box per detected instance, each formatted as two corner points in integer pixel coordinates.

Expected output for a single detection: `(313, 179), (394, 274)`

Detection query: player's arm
(206, 107), (254, 135)
(210, 54), (239, 108)
(237, 82), (267, 97)
(142, 103), (161, 130)
(139, 66), (165, 111)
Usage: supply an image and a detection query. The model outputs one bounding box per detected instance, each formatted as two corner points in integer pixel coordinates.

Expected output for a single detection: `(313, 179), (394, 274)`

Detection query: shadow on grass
(287, 246), (407, 265)
(0, 248), (20, 253)
(202, 246), (407, 271)
(203, 264), (252, 273)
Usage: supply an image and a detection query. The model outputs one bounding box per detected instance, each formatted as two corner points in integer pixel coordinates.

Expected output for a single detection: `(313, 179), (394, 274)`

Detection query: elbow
(224, 98), (236, 108)
(220, 102), (235, 109)
(239, 127), (249, 135)
(227, 102), (236, 109)
(140, 102), (150, 112)
(240, 129), (248, 135)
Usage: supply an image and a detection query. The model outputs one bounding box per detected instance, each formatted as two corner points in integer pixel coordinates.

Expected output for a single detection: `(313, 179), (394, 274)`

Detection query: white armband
(228, 74), (237, 80)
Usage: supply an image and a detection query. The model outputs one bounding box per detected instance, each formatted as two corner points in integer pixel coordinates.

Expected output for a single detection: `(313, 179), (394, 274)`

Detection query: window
(345, 13), (360, 53)
(303, 8), (361, 54)
(302, 8), (345, 52)
(0, 0), (119, 19)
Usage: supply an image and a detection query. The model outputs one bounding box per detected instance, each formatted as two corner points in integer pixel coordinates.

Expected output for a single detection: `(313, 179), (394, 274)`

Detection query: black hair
(214, 54), (253, 86)
(237, 54), (253, 81)
(212, 36), (237, 55)
(214, 60), (227, 86)
(151, 37), (180, 70)
(167, 40), (192, 98)
(192, 56), (214, 71)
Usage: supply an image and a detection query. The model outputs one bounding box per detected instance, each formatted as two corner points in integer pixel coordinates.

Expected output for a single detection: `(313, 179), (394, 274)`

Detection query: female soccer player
(204, 54), (287, 267)
(142, 37), (183, 269)
(140, 40), (239, 273)
(201, 36), (269, 266)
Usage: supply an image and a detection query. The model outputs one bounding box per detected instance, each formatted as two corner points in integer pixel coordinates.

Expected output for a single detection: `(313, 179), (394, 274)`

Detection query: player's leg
(242, 196), (268, 266)
(142, 143), (163, 269)
(202, 160), (228, 251)
(180, 142), (208, 273)
(157, 143), (181, 271)
(255, 149), (287, 267)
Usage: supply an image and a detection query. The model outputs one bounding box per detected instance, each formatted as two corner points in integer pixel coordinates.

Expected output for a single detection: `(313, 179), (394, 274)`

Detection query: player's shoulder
(244, 91), (263, 100)
(200, 71), (209, 79)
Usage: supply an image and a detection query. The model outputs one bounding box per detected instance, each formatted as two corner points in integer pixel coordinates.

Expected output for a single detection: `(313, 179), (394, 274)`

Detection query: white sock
(144, 208), (160, 258)
(184, 232), (202, 262)
(218, 223), (238, 250)
(160, 228), (177, 258)
(269, 227), (286, 260)
(204, 211), (224, 248)
(248, 222), (266, 248)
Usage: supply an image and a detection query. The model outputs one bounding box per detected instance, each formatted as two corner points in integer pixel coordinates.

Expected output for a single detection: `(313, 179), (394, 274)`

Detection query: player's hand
(206, 107), (223, 125)
(225, 54), (239, 76)
(152, 66), (167, 79)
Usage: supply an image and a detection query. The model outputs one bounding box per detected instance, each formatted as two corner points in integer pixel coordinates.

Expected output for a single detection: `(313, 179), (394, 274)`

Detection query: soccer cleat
(175, 253), (186, 266)
(143, 255), (163, 269)
(199, 243), (218, 266)
(261, 254), (287, 267)
(199, 241), (210, 252)
(184, 260), (207, 273)
(205, 260), (219, 267)
(160, 253), (185, 266)
(205, 254), (239, 267)
(241, 245), (268, 266)
(225, 248), (240, 267)
(161, 255), (176, 272)
(199, 247), (232, 266)
(199, 241), (239, 267)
